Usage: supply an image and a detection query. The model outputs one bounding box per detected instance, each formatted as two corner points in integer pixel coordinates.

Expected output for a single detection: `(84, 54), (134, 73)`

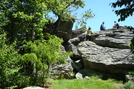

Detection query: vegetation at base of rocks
(45, 69), (124, 89)
(45, 73), (130, 89)
(45, 78), (134, 89)
(49, 79), (122, 89)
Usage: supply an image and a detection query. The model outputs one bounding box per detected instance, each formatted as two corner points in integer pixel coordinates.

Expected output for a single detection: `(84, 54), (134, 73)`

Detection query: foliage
(4, 0), (48, 42)
(111, 0), (134, 53)
(74, 9), (94, 29)
(111, 0), (134, 21)
(0, 0), (9, 31)
(22, 33), (72, 84)
(0, 33), (29, 89)
(44, 0), (85, 20)
(0, 1), (32, 88)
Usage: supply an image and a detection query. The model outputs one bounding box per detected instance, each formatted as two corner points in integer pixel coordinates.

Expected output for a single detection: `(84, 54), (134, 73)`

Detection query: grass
(45, 69), (125, 89)
(46, 78), (123, 89)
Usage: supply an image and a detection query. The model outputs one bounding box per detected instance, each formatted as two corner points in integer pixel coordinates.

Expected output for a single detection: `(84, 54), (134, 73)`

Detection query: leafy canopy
(111, 0), (134, 21)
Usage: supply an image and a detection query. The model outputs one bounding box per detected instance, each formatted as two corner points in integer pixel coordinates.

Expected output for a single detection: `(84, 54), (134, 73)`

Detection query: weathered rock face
(67, 26), (134, 80)
(65, 33), (86, 60)
(71, 28), (86, 38)
(56, 20), (74, 42)
(93, 27), (133, 49)
(78, 41), (134, 74)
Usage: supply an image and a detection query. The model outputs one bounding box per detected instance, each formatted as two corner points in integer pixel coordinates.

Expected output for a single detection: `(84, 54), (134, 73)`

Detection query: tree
(111, 0), (134, 52)
(3, 0), (90, 43)
(44, 0), (94, 31)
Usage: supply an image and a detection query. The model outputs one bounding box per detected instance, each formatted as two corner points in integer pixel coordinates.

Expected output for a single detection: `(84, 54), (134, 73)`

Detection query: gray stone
(75, 72), (83, 79)
(77, 41), (134, 74)
(68, 26), (134, 78)
(72, 28), (86, 38)
(23, 86), (44, 89)
(93, 27), (133, 49)
(126, 74), (134, 82)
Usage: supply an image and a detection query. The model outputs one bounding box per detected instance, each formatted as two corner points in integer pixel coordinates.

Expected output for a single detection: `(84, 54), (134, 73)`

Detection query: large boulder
(67, 26), (134, 80)
(77, 41), (134, 74)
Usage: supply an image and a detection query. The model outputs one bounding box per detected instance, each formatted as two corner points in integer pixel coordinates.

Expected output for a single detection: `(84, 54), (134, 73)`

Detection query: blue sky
(72, 0), (134, 32)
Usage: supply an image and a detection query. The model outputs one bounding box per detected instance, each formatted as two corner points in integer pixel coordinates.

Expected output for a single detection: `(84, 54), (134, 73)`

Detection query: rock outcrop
(56, 19), (74, 42)
(71, 28), (86, 38)
(67, 26), (134, 80)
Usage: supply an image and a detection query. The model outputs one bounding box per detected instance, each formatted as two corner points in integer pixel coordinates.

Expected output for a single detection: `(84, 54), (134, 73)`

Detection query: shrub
(22, 33), (72, 84)
(0, 33), (26, 88)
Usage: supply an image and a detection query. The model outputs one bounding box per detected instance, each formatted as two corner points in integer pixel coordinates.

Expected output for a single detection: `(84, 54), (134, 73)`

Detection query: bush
(22, 33), (72, 84)
(0, 33), (26, 88)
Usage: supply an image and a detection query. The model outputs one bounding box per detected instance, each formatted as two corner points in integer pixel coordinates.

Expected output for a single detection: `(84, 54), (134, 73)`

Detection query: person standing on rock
(100, 22), (106, 31)
(86, 26), (93, 41)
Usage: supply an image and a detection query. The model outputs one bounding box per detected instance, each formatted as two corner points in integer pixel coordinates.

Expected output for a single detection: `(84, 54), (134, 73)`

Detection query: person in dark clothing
(113, 21), (120, 29)
(100, 22), (105, 31)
